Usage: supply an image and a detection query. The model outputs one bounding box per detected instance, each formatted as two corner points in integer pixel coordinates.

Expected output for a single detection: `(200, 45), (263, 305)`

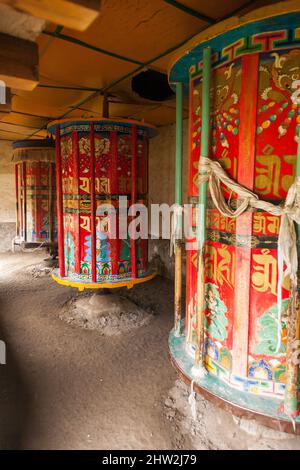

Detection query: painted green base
(169, 327), (300, 432)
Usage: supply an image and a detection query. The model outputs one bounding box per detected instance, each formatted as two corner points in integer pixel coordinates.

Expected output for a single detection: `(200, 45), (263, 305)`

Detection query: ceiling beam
(42, 31), (144, 66)
(0, 33), (38, 90)
(0, 127), (39, 136)
(12, 110), (51, 119)
(23, 0), (263, 137)
(28, 25), (211, 136)
(163, 0), (215, 24)
(4, 0), (101, 31)
(37, 83), (115, 94)
(0, 120), (40, 129)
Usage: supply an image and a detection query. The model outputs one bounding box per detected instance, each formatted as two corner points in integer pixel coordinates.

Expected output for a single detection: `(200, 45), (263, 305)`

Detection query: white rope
(198, 156), (300, 352)
(188, 380), (197, 421)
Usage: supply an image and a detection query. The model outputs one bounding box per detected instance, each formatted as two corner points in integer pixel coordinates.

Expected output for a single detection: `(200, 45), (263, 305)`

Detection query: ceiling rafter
(0, 120), (41, 130)
(4, 0), (265, 139)
(163, 0), (215, 23)
(42, 30), (144, 66)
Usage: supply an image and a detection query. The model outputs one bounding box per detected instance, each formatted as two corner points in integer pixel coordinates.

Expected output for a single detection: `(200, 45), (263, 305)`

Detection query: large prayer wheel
(169, 9), (300, 432)
(48, 118), (157, 290)
(12, 138), (57, 250)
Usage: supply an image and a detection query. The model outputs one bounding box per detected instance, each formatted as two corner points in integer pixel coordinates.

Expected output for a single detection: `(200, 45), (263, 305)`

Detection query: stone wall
(148, 120), (189, 279)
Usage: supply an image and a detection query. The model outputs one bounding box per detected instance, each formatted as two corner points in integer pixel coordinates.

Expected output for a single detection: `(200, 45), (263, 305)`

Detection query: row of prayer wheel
(11, 5), (300, 434)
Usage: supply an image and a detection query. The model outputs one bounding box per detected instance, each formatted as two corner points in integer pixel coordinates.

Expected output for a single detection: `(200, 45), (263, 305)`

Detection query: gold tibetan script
(252, 249), (277, 296)
(205, 245), (235, 288)
(79, 177), (110, 194)
(252, 214), (280, 235)
(80, 215), (91, 232)
(255, 153), (296, 198)
(96, 177), (110, 193)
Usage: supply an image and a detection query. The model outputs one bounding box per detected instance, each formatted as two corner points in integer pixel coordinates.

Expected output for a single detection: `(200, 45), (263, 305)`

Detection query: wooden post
(35, 161), (41, 240)
(15, 164), (19, 238)
(232, 54), (259, 377)
(195, 47), (212, 368)
(48, 162), (54, 245)
(284, 122), (300, 417)
(90, 123), (97, 283)
(131, 125), (137, 279)
(20, 163), (24, 240)
(55, 126), (65, 278)
(174, 82), (183, 337)
(23, 161), (27, 242)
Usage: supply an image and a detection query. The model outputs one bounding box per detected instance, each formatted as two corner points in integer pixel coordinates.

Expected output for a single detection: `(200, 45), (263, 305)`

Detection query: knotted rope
(198, 156), (300, 353)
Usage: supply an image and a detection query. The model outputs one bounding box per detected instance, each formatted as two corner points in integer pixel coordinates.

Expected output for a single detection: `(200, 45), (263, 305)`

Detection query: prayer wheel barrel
(48, 118), (157, 290)
(169, 10), (300, 432)
(12, 139), (57, 250)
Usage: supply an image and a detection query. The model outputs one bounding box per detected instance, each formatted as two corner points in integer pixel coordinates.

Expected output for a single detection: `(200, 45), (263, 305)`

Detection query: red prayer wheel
(47, 118), (157, 290)
(169, 10), (300, 431)
(12, 138), (57, 250)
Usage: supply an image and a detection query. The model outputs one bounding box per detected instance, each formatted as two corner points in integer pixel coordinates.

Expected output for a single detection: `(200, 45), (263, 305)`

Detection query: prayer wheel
(48, 118), (157, 290)
(12, 138), (57, 251)
(169, 9), (300, 432)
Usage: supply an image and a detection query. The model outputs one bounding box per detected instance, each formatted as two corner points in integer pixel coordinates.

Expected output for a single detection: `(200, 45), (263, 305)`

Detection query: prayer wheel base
(169, 328), (300, 435)
(52, 270), (157, 291)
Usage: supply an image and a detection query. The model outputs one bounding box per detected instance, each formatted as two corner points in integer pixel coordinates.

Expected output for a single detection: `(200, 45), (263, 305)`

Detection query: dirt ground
(0, 251), (299, 450)
(0, 251), (176, 450)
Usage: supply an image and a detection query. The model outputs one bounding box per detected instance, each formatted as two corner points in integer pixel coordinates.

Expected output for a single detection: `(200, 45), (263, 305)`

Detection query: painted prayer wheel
(169, 10), (300, 431)
(48, 118), (157, 290)
(12, 139), (57, 249)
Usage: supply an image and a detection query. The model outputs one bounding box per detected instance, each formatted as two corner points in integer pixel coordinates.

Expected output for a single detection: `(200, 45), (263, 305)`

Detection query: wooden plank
(232, 54), (259, 376)
(11, 0), (101, 31)
(0, 33), (38, 90)
(55, 126), (65, 278)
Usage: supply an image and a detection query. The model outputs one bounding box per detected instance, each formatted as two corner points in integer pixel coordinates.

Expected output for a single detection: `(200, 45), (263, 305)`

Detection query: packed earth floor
(0, 251), (300, 450)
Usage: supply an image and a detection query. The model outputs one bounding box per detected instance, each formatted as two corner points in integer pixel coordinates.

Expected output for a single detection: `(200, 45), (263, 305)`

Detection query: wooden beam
(9, 0), (101, 31)
(0, 33), (38, 90)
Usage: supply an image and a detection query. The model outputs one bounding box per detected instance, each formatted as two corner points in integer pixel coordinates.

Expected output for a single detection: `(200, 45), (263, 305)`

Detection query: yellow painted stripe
(52, 271), (157, 292)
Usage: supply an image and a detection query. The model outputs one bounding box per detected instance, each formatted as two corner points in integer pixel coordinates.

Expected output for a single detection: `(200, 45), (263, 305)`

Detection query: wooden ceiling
(0, 0), (278, 141)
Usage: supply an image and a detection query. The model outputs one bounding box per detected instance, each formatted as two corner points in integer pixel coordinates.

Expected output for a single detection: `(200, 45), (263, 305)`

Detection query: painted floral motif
(61, 138), (72, 158)
(79, 136), (110, 157)
(64, 231), (75, 273)
(204, 283), (228, 341)
(192, 283), (228, 342)
(249, 359), (273, 380)
(84, 230), (111, 263)
(254, 298), (289, 356)
(258, 50), (300, 139)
